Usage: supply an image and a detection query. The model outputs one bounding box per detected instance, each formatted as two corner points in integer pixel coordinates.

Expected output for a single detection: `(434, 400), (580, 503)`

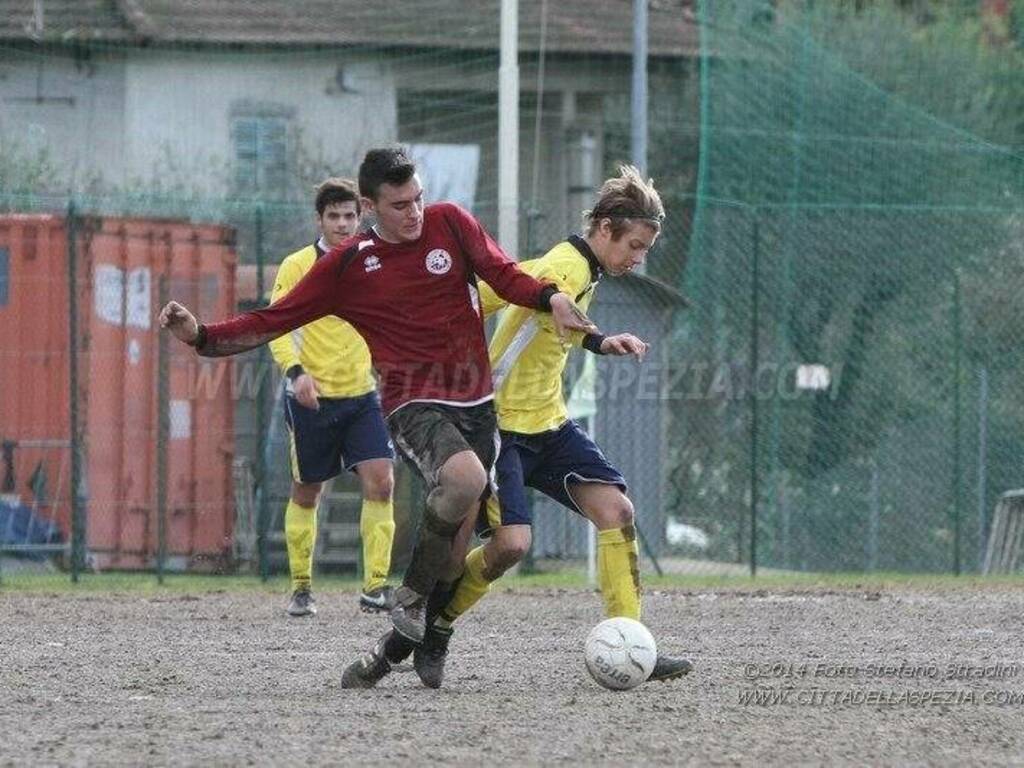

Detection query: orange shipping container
(0, 213), (237, 570)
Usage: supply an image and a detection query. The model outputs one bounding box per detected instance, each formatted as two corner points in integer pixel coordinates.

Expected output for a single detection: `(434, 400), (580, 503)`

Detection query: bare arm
(159, 244), (352, 357)
(159, 298), (323, 357)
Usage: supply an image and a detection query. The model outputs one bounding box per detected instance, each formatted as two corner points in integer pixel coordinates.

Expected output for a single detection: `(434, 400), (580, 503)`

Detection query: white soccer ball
(584, 617), (658, 690)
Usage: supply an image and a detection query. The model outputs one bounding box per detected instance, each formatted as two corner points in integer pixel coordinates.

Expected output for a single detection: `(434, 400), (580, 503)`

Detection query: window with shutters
(231, 114), (290, 198)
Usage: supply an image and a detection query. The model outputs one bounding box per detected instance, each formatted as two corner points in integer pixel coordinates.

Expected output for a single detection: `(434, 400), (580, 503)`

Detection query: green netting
(678, 0), (1024, 573)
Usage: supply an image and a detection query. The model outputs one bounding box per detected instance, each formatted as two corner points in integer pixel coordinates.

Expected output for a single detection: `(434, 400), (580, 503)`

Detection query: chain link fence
(2, 1), (1023, 582)
(678, 0), (1024, 574)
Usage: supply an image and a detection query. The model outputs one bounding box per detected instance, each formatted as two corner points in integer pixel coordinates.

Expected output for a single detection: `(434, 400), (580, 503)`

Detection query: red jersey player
(159, 147), (596, 677)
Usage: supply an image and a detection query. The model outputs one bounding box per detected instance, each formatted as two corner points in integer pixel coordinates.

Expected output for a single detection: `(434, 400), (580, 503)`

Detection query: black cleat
(359, 585), (396, 614)
(413, 625), (452, 689)
(340, 635), (392, 689)
(286, 588), (317, 617)
(647, 653), (694, 683)
(390, 587), (427, 643)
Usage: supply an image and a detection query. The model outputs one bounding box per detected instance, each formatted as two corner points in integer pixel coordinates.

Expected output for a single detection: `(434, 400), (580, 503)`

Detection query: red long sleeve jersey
(199, 202), (553, 415)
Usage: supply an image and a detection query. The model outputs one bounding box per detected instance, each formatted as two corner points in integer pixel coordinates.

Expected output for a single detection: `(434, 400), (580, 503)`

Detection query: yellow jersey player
(387, 166), (694, 687)
(269, 178), (396, 617)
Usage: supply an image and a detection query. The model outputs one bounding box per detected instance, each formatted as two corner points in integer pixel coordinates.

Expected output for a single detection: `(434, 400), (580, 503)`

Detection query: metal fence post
(156, 274), (170, 584)
(867, 460), (880, 571)
(254, 202), (271, 582)
(952, 268), (963, 576)
(67, 198), (87, 582)
(977, 366), (989, 572)
(749, 211), (761, 577)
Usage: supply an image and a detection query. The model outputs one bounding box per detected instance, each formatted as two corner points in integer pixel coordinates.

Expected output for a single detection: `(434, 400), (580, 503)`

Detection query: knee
(291, 482), (321, 508)
(361, 464), (394, 502)
(426, 454), (488, 528)
(440, 460), (488, 511)
(613, 496), (635, 528)
(425, 480), (482, 528)
(486, 527), (532, 578)
(501, 527), (533, 563)
(593, 494), (634, 530)
(614, 499), (630, 528)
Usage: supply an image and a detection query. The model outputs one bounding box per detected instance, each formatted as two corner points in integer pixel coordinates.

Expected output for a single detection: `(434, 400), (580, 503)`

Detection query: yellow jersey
(479, 235), (601, 434)
(268, 241), (376, 399)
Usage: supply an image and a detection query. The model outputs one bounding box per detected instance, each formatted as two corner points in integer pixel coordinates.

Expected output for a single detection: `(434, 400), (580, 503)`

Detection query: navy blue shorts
(283, 390), (394, 484)
(476, 419), (627, 537)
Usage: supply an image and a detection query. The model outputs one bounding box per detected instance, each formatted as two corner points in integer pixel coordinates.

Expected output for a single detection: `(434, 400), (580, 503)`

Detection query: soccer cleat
(413, 625), (453, 689)
(340, 635), (392, 689)
(286, 588), (317, 617)
(359, 585), (396, 614)
(382, 629), (416, 665)
(390, 587), (427, 643)
(647, 653), (694, 683)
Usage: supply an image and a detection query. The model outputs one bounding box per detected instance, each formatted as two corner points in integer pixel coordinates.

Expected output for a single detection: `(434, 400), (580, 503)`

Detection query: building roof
(0, 0), (699, 57)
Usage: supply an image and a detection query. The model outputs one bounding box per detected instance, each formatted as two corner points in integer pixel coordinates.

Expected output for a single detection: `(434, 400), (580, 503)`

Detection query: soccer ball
(584, 617), (658, 690)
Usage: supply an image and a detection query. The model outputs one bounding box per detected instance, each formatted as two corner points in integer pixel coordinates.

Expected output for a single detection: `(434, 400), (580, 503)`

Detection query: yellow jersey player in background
(387, 166), (694, 687)
(269, 178), (396, 617)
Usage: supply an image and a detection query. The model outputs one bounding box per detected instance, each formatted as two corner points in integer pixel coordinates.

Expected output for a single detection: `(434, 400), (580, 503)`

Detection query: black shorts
(387, 400), (499, 492)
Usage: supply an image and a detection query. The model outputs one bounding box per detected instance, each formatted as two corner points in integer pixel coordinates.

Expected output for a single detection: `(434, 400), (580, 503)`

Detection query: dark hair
(314, 177), (360, 217)
(584, 165), (665, 239)
(358, 147), (417, 200)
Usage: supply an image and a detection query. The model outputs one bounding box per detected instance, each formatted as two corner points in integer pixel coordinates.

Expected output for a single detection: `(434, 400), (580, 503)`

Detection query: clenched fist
(158, 301), (200, 345)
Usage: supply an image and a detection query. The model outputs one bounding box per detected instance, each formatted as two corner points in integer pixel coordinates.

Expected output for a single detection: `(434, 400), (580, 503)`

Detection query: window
(231, 115), (289, 197)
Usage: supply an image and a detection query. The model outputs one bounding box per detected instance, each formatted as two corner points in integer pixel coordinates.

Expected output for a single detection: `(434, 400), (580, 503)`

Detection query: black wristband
(189, 324), (208, 350)
(285, 364), (305, 381)
(537, 284), (558, 312)
(582, 333), (607, 355)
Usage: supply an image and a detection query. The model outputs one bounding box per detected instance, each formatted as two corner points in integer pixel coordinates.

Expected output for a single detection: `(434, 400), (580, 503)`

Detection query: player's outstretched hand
(293, 374), (321, 411)
(600, 333), (649, 362)
(550, 293), (598, 342)
(158, 301), (200, 345)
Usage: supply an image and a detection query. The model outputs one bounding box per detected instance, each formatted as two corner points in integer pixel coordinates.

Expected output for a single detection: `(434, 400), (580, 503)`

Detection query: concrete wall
(0, 47), (395, 230)
(0, 49), (127, 189)
(122, 50), (397, 198)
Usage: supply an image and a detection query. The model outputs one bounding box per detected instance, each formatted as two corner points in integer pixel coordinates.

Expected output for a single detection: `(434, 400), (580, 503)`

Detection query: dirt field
(3, 585), (1024, 766)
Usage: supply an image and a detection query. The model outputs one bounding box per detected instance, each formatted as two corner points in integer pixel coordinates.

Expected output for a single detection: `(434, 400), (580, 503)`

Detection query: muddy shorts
(386, 400), (499, 492)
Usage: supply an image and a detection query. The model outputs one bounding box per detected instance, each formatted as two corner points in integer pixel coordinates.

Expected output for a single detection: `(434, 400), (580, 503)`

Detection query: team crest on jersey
(364, 254), (381, 272)
(425, 248), (453, 275)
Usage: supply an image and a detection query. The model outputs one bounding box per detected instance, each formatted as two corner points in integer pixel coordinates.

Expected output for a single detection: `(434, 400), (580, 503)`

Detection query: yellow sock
(285, 499), (317, 592)
(360, 498), (395, 593)
(437, 545), (493, 626)
(598, 525), (642, 620)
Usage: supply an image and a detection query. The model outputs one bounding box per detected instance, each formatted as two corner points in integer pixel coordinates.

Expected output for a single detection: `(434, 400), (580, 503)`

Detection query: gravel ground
(2, 585), (1024, 766)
